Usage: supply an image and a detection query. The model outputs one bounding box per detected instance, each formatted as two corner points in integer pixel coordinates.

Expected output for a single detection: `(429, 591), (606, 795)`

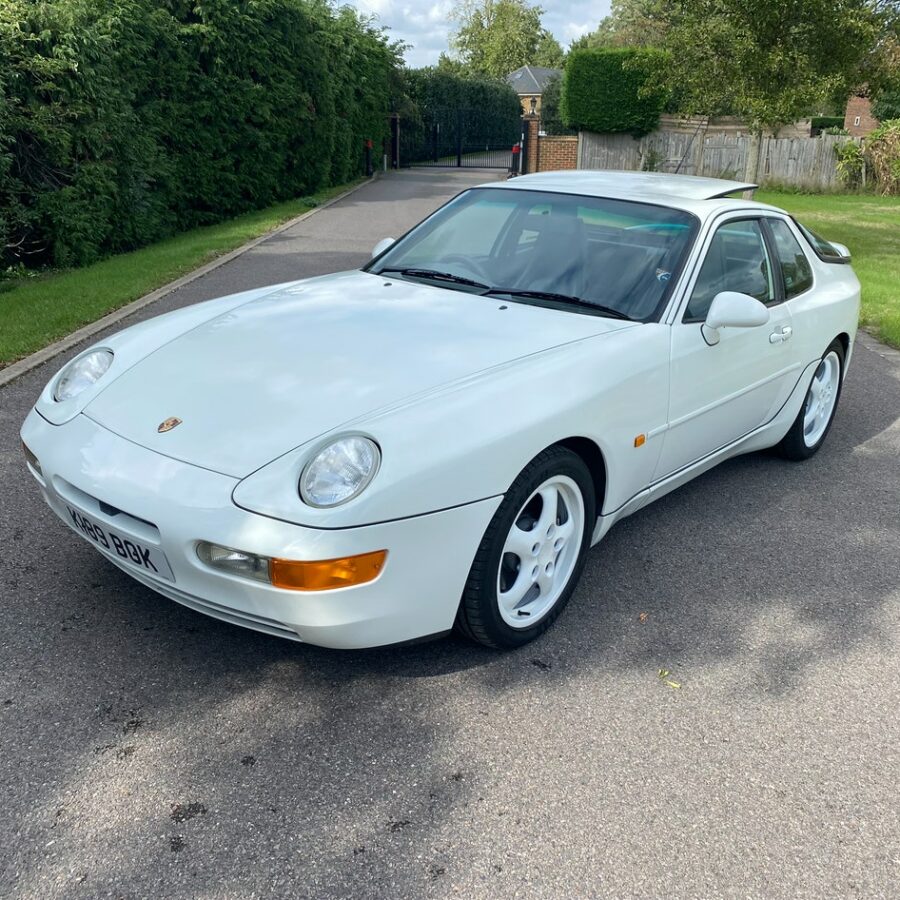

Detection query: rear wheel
(778, 340), (844, 461)
(455, 446), (595, 649)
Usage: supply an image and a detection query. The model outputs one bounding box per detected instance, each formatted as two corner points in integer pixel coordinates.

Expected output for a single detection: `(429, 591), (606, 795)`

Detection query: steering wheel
(439, 254), (494, 282)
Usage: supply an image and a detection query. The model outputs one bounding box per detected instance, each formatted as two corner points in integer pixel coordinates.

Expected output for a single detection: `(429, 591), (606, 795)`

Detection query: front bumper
(20, 409), (500, 648)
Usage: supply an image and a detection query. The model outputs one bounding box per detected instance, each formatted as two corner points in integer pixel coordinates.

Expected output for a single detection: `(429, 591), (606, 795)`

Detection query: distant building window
(854, 116), (861, 127)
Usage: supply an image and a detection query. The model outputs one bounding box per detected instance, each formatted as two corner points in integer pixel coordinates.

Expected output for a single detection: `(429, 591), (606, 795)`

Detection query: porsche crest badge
(157, 417), (182, 433)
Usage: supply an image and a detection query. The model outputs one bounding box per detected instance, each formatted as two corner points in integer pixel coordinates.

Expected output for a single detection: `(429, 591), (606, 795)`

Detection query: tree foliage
(873, 88), (900, 119)
(539, 74), (575, 134)
(0, 0), (402, 268)
(646, 0), (882, 133)
(534, 31), (565, 68)
(569, 0), (668, 52)
(571, 1), (897, 129)
(561, 48), (668, 136)
(450, 0), (558, 78)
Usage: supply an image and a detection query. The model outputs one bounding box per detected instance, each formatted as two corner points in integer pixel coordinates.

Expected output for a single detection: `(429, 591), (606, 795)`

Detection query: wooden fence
(578, 129), (856, 190)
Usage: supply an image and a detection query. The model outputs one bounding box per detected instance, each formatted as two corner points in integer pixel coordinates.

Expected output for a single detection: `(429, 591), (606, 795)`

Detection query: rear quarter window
(794, 220), (846, 263)
(767, 219), (814, 298)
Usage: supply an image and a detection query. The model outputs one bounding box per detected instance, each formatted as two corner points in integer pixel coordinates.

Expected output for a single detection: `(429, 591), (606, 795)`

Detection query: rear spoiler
(706, 183), (758, 198)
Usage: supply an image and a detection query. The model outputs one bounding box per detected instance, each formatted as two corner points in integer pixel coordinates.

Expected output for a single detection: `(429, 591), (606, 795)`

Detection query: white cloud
(348, 0), (612, 68)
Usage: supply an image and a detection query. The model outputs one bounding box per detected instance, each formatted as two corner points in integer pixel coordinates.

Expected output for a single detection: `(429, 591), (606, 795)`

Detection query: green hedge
(561, 48), (668, 137)
(811, 116), (845, 131)
(399, 68), (521, 162)
(0, 0), (400, 269)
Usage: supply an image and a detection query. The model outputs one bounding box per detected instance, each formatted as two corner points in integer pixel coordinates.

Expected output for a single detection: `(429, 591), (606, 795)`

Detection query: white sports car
(21, 171), (860, 649)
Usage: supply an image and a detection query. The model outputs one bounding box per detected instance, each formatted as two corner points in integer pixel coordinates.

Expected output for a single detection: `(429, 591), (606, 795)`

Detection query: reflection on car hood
(85, 270), (631, 477)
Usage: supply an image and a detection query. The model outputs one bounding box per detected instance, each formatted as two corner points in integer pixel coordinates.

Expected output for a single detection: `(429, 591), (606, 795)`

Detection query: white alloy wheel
(802, 350), (841, 448)
(496, 475), (585, 629)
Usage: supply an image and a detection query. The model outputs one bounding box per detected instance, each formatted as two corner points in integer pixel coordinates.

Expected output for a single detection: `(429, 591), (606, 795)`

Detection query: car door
(654, 216), (802, 479)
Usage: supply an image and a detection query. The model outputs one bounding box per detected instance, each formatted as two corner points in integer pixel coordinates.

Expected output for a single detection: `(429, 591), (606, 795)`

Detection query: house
(506, 65), (562, 116)
(844, 93), (880, 137)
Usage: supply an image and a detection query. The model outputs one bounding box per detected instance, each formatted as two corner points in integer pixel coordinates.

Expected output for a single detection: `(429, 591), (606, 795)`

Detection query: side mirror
(702, 291), (770, 346)
(830, 241), (851, 261)
(371, 237), (395, 259)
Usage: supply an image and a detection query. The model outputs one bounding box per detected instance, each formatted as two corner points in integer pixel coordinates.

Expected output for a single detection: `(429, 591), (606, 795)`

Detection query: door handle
(769, 326), (793, 344)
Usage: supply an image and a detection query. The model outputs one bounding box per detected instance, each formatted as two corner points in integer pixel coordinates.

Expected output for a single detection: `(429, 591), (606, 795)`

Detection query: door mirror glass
(371, 237), (395, 259)
(702, 291), (770, 345)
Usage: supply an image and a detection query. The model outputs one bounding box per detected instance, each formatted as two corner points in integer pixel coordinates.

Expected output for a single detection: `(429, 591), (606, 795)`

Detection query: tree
(450, 0), (549, 78)
(658, 1), (880, 133)
(534, 31), (565, 68)
(540, 73), (575, 134)
(569, 0), (668, 52)
(651, 0), (883, 190)
(873, 87), (900, 119)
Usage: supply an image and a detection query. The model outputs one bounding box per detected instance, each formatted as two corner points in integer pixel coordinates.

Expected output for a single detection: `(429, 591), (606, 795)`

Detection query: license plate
(64, 505), (174, 581)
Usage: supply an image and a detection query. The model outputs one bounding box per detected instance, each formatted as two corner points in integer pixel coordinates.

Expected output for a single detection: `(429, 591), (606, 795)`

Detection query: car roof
(479, 170), (787, 218)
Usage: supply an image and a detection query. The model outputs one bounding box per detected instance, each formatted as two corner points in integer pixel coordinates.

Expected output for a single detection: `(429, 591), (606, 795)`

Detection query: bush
(811, 115), (845, 132)
(561, 48), (668, 137)
(0, 0), (400, 268)
(864, 120), (900, 196)
(872, 89), (900, 122)
(834, 140), (864, 188)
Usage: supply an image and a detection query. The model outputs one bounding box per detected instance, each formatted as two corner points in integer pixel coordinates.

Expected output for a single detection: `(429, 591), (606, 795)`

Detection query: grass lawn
(0, 179), (364, 367)
(756, 191), (900, 349)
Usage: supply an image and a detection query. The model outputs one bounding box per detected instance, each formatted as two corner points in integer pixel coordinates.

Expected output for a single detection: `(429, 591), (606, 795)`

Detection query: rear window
(794, 220), (847, 263)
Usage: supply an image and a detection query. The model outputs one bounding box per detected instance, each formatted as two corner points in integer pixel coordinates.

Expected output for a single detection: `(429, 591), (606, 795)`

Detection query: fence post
(456, 108), (463, 167)
(743, 132), (762, 199)
(389, 114), (400, 169)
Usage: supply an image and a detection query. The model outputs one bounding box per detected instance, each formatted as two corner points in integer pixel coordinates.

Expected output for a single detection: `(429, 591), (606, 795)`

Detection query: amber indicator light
(270, 550), (387, 591)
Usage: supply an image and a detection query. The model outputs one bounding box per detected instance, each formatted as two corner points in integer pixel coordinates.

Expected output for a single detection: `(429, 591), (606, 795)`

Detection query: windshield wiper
(378, 267), (490, 290)
(485, 288), (634, 321)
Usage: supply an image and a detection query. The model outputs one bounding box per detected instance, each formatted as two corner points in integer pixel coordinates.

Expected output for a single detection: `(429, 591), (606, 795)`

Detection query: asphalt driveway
(1, 170), (899, 899)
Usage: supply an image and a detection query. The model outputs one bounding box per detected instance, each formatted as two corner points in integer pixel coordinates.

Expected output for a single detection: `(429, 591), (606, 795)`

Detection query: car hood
(85, 270), (631, 477)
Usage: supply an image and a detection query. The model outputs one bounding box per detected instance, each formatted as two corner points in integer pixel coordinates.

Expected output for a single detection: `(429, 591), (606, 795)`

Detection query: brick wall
(844, 95), (879, 137)
(520, 117), (579, 174)
(536, 135), (578, 171)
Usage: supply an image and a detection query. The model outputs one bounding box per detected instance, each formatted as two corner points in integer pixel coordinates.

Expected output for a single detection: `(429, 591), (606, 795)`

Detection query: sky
(349, 1), (613, 68)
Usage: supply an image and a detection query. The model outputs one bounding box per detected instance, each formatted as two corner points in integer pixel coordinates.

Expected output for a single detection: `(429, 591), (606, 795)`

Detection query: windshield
(368, 187), (698, 320)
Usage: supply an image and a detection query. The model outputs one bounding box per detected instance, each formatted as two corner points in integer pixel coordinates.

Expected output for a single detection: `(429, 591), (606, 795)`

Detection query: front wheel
(778, 340), (845, 461)
(455, 446), (596, 649)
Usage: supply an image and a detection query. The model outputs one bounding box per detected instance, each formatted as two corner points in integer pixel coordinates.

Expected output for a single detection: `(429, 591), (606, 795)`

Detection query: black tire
(777, 339), (845, 461)
(455, 445), (596, 649)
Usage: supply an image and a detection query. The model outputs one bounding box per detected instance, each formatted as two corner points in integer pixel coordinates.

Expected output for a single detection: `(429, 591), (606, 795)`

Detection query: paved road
(2, 171), (899, 899)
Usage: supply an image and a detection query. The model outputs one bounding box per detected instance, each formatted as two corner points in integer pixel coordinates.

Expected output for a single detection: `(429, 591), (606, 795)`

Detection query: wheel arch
(554, 436), (608, 516)
(836, 332), (850, 358)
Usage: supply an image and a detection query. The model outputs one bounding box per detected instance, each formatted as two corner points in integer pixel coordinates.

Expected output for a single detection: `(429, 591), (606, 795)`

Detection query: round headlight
(54, 350), (114, 402)
(300, 436), (380, 508)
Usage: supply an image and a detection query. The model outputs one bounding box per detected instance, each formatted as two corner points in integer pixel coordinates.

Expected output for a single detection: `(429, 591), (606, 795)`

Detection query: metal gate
(397, 108), (518, 170)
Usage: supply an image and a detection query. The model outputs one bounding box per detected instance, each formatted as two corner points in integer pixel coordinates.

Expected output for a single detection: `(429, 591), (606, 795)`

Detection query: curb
(857, 328), (900, 367)
(0, 176), (377, 389)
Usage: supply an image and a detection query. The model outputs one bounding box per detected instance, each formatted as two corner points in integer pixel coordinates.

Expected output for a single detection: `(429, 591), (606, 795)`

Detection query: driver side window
(684, 219), (775, 322)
